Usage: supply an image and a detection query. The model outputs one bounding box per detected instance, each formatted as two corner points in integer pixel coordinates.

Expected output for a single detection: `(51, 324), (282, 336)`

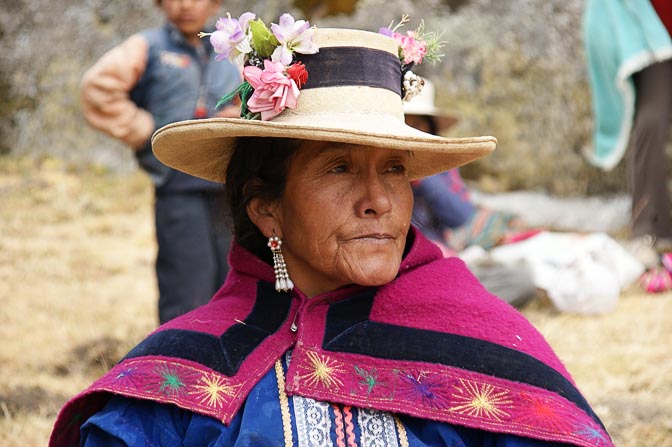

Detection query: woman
(51, 18), (613, 447)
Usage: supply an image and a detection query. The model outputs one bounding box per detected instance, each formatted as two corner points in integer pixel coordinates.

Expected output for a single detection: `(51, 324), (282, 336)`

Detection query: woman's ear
(246, 197), (282, 239)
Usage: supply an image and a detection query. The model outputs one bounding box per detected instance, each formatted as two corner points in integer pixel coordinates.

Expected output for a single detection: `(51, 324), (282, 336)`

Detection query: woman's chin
(347, 263), (401, 287)
(338, 244), (404, 286)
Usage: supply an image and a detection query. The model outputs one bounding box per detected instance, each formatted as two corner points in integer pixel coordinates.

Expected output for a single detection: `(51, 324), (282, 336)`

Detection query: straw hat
(403, 79), (460, 133)
(152, 28), (496, 183)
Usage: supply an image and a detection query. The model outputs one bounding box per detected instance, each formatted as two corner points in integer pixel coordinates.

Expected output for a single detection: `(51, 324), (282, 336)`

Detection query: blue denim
(155, 192), (231, 323)
(132, 22), (240, 191)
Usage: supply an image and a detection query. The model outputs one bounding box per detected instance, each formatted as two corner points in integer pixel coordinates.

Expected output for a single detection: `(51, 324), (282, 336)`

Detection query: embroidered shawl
(50, 228), (613, 447)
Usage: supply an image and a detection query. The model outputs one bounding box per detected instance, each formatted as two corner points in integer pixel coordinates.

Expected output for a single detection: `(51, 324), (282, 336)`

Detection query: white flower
(207, 12), (256, 65)
(270, 13), (318, 65)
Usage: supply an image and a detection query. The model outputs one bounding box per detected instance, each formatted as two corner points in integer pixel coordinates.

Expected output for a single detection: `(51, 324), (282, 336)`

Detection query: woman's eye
(388, 163), (407, 174)
(329, 164), (349, 173)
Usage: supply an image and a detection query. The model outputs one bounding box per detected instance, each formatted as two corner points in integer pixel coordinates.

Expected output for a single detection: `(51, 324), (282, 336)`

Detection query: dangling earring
(268, 235), (294, 292)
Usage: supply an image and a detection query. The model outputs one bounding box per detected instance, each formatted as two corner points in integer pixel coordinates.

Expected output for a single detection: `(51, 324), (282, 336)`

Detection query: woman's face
(261, 142), (413, 297)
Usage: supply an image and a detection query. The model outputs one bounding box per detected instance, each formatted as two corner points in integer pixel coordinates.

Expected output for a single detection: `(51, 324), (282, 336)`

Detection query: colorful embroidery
(111, 366), (144, 389)
(155, 364), (188, 397)
(514, 392), (571, 432)
(449, 379), (512, 421)
(191, 373), (237, 408)
(575, 424), (608, 445)
(288, 348), (611, 446)
(91, 358), (253, 425)
(397, 370), (451, 408)
(354, 365), (379, 396)
(300, 351), (345, 390)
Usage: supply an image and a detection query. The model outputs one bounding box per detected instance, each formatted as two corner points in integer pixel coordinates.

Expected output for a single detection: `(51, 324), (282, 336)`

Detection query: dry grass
(0, 156), (670, 446)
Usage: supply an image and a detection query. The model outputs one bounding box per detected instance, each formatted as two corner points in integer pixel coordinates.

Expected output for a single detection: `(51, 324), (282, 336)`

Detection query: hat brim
(152, 114), (496, 183)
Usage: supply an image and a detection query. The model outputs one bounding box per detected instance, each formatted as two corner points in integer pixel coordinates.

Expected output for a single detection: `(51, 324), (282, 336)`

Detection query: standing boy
(81, 0), (241, 323)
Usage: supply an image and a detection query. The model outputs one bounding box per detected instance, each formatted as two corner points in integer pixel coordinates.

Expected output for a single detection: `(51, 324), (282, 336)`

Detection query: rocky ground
(0, 157), (670, 446)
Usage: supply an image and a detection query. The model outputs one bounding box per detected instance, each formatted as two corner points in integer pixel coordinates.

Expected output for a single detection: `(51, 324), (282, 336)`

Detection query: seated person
(404, 80), (523, 253)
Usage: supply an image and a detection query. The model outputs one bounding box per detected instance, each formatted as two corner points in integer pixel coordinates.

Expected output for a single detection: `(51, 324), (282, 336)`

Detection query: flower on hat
(204, 12), (256, 65)
(243, 60), (300, 121)
(271, 14), (319, 66)
(379, 15), (445, 101)
(199, 12), (319, 120)
(286, 61), (309, 88)
(202, 12), (318, 121)
(207, 12), (443, 119)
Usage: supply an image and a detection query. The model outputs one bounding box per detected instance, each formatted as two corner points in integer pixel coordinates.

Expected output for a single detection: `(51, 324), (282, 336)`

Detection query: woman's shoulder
(381, 251), (572, 377)
(49, 280), (291, 446)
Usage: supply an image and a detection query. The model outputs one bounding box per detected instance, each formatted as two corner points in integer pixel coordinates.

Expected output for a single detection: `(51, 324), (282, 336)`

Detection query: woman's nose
(356, 173), (392, 217)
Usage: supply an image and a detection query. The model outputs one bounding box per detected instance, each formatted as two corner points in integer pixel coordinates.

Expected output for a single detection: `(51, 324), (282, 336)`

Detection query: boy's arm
(81, 34), (155, 150)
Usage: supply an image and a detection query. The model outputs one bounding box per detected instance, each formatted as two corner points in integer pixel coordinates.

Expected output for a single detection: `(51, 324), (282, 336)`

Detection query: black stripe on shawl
(322, 290), (606, 430)
(122, 281), (292, 376)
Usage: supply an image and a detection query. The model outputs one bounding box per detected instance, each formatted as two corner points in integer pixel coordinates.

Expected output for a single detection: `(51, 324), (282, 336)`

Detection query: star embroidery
(575, 424), (607, 445)
(156, 365), (187, 396)
(450, 379), (512, 420)
(354, 365), (379, 395)
(112, 366), (141, 388)
(191, 373), (238, 408)
(299, 351), (345, 390)
(515, 393), (571, 432)
(397, 371), (451, 408)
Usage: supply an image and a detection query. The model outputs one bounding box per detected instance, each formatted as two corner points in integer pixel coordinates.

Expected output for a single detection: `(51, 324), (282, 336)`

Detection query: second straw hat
(403, 79), (460, 133)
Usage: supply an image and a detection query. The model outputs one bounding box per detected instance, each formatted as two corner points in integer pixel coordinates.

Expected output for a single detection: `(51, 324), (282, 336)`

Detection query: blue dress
(81, 356), (567, 447)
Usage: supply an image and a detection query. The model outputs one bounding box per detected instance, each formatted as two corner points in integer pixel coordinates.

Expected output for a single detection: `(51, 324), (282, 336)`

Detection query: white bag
(487, 232), (644, 314)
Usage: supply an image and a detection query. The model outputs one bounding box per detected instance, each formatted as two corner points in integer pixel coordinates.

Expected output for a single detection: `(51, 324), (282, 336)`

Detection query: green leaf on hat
(249, 20), (280, 58)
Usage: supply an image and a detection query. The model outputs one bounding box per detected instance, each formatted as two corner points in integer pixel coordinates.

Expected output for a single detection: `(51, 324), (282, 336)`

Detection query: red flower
(286, 62), (309, 88)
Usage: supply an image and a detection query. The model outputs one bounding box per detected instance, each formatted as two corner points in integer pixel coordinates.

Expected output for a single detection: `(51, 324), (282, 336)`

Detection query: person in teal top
(584, 0), (672, 257)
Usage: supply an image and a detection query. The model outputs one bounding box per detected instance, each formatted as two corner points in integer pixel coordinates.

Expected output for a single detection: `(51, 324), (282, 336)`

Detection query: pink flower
(243, 60), (300, 120)
(392, 31), (428, 65)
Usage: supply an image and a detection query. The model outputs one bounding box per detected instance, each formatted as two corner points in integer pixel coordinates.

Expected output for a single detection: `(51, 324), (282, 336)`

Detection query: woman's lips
(345, 233), (395, 243)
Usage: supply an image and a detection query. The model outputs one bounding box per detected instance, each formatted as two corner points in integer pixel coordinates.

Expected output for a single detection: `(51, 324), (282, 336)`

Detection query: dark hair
(225, 137), (302, 263)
